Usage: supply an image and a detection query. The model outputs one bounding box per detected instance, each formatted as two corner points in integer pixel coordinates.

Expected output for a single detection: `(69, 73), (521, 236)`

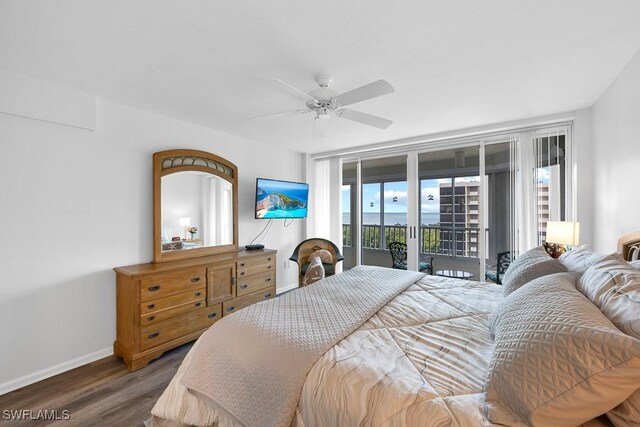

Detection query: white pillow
(630, 259), (640, 270)
(559, 245), (606, 274)
(501, 246), (567, 296)
(578, 255), (640, 427)
(578, 254), (640, 339)
(485, 272), (640, 427)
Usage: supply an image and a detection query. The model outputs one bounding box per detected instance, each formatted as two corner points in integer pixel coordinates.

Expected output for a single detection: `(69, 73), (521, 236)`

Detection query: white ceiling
(1, 1), (640, 154)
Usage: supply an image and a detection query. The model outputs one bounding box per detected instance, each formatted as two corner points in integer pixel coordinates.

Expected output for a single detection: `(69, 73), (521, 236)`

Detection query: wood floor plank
(0, 343), (192, 426)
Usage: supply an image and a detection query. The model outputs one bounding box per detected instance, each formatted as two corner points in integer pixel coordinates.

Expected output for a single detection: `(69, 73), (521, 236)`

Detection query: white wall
(591, 48), (640, 253)
(0, 84), (304, 392)
(574, 107), (593, 246)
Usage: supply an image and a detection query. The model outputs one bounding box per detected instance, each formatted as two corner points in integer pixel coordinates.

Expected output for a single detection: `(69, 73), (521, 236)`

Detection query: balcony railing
(342, 224), (483, 258)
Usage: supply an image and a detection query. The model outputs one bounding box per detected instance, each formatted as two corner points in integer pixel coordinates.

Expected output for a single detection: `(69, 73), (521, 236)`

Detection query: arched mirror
(153, 149), (238, 263)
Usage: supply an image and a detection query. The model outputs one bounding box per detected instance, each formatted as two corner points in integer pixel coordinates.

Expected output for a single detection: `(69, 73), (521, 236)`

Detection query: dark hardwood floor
(0, 343), (193, 426)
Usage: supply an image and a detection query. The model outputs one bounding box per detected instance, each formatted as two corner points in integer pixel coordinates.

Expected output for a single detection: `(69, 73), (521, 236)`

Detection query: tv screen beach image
(255, 178), (308, 219)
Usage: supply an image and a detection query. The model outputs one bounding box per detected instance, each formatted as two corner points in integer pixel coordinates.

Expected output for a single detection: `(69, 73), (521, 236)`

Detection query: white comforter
(295, 275), (502, 427)
(150, 269), (611, 427)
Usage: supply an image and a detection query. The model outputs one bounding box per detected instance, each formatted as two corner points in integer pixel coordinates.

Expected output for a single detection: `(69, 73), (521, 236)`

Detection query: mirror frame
(153, 149), (239, 263)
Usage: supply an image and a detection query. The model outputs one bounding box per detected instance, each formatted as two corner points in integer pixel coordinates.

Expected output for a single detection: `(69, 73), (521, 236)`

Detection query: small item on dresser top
(245, 244), (265, 250)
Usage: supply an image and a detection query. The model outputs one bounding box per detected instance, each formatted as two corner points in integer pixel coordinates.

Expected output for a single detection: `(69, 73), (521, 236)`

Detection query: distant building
(439, 181), (480, 257)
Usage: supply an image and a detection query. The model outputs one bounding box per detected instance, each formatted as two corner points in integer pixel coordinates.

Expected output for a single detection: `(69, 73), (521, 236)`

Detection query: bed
(149, 235), (640, 427)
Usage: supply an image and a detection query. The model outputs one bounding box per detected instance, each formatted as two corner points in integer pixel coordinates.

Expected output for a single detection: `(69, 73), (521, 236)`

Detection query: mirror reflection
(161, 171), (234, 252)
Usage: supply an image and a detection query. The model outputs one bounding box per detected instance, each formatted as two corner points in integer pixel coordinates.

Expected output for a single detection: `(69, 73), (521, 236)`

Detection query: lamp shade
(179, 217), (191, 227)
(546, 221), (580, 245)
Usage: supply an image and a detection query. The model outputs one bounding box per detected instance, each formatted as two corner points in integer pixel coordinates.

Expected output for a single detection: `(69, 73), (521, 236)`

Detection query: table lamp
(179, 217), (191, 240)
(545, 221), (580, 258)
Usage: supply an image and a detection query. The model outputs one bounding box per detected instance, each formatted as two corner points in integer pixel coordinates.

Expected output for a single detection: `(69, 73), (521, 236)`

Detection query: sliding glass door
(417, 146), (482, 279)
(361, 156), (408, 268)
(336, 123), (572, 277)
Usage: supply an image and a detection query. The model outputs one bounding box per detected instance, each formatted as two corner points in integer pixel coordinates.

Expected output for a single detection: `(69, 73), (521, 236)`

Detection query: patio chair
(388, 241), (433, 274)
(485, 251), (512, 285)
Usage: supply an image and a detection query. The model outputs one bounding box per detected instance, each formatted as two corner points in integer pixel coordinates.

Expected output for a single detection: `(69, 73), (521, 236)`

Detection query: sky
(342, 176), (480, 214)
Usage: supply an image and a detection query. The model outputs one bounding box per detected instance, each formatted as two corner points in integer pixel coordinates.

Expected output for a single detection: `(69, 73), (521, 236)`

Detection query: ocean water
(343, 212), (440, 225)
(261, 208), (308, 219)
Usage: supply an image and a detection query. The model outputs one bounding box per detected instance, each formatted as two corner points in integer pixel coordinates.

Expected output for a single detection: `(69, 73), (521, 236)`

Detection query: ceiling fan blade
(272, 78), (317, 103)
(252, 109), (311, 120)
(339, 109), (392, 129)
(335, 80), (395, 107)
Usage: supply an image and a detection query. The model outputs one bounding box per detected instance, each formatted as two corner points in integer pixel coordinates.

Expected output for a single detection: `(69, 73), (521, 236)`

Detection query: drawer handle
(148, 332), (160, 340)
(148, 286), (161, 292)
(147, 315), (155, 321)
(195, 292), (202, 297)
(240, 272), (245, 276)
(195, 302), (202, 307)
(240, 262), (245, 267)
(265, 277), (272, 282)
(191, 277), (201, 283)
(240, 284), (248, 289)
(147, 304), (156, 309)
(226, 306), (235, 312)
(264, 293), (272, 299)
(267, 265), (272, 269)
(208, 312), (217, 319)
(267, 257), (272, 261)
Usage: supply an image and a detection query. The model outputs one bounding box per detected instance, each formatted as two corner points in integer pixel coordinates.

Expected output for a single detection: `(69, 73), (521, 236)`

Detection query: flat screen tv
(255, 178), (309, 219)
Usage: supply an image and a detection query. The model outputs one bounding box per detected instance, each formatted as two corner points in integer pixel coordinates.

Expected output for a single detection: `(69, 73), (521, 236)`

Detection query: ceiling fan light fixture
(316, 108), (330, 119)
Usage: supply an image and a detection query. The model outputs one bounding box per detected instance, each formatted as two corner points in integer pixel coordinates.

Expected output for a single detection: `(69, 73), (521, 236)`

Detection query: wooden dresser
(114, 249), (276, 371)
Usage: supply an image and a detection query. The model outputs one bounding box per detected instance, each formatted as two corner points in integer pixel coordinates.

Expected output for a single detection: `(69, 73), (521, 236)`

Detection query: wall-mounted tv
(255, 178), (309, 219)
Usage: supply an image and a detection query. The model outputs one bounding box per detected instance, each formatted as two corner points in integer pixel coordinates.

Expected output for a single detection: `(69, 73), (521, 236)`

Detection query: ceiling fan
(260, 75), (395, 136)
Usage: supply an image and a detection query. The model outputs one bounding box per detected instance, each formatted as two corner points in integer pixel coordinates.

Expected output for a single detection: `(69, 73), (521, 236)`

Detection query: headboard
(618, 231), (640, 261)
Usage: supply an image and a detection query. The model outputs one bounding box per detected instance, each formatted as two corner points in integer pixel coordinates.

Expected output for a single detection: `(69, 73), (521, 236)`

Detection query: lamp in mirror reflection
(179, 217), (191, 240)
(544, 221), (580, 258)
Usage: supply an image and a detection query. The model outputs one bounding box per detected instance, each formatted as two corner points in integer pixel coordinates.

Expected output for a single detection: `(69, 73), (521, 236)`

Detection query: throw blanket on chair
(181, 266), (425, 427)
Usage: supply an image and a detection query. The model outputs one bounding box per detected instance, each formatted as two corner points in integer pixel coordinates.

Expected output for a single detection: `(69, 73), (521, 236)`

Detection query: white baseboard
(0, 347), (113, 396)
(277, 282), (299, 294)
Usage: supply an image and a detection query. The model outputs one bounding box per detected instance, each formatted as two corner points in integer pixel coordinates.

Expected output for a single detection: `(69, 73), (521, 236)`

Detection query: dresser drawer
(237, 263), (274, 279)
(237, 272), (275, 297)
(140, 299), (206, 326)
(222, 286), (275, 316)
(139, 268), (206, 302)
(237, 254), (275, 270)
(139, 304), (221, 351)
(140, 289), (205, 315)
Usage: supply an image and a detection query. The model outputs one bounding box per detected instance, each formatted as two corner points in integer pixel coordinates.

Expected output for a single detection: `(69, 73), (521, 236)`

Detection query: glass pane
(341, 162), (357, 269)
(418, 147), (480, 278)
(484, 141), (513, 283)
(361, 156), (407, 268)
(536, 134), (566, 244)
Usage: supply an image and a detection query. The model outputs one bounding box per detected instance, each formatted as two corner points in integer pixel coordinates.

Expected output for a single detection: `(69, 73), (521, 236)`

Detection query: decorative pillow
(485, 272), (640, 427)
(577, 254), (640, 338)
(559, 245), (607, 274)
(630, 259), (640, 270)
(576, 255), (640, 427)
(310, 249), (333, 264)
(302, 255), (325, 286)
(501, 246), (567, 296)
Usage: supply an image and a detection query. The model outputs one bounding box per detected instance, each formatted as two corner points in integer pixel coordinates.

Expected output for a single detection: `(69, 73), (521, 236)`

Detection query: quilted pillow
(485, 272), (640, 427)
(577, 254), (640, 338)
(501, 246), (567, 296)
(577, 255), (640, 426)
(559, 245), (606, 274)
(302, 254), (325, 286)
